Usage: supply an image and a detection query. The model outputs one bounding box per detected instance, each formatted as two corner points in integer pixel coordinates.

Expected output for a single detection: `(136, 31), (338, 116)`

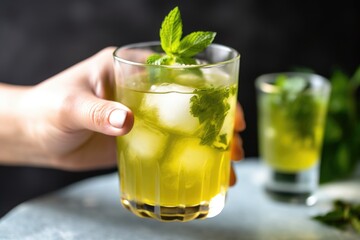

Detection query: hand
(16, 47), (133, 170)
(229, 103), (246, 186)
(5, 47), (246, 180)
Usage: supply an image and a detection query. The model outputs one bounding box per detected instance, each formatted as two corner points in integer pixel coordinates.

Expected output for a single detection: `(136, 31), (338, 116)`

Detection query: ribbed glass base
(121, 193), (225, 222)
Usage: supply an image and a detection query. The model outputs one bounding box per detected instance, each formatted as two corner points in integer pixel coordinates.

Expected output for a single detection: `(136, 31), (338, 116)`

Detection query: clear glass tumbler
(255, 72), (331, 205)
(113, 42), (240, 221)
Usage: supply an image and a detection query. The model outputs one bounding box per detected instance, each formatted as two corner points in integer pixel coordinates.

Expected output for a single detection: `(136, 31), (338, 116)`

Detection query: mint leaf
(160, 6), (182, 55)
(174, 56), (197, 65)
(178, 31), (217, 57)
(146, 54), (163, 64)
(273, 75), (317, 144)
(275, 76), (309, 93)
(190, 85), (236, 149)
(313, 200), (360, 234)
(148, 6), (216, 67)
(147, 54), (172, 65)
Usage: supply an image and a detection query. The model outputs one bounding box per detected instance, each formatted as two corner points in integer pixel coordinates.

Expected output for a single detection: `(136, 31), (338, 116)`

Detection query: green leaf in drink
(190, 86), (234, 147)
(145, 6), (235, 149)
(273, 74), (318, 145)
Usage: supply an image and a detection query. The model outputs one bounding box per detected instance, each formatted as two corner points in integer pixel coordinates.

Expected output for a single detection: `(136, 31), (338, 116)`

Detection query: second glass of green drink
(113, 42), (240, 222)
(256, 72), (331, 205)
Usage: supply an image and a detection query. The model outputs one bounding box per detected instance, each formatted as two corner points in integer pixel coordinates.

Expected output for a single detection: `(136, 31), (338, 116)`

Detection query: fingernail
(109, 109), (127, 128)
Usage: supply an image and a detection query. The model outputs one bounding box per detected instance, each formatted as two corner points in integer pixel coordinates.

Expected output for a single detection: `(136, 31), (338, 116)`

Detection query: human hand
(6, 46), (245, 181)
(16, 47), (133, 170)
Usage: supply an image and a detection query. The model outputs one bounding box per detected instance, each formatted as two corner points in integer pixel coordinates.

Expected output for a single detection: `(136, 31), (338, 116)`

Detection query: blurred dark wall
(1, 0), (359, 216)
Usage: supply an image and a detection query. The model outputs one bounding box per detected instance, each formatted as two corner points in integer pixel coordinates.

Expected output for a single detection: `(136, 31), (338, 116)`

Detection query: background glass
(113, 42), (240, 222)
(255, 72), (331, 205)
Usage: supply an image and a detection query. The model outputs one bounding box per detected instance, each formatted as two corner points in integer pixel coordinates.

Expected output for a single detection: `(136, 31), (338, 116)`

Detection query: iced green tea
(256, 73), (330, 204)
(257, 74), (329, 172)
(113, 42), (240, 221)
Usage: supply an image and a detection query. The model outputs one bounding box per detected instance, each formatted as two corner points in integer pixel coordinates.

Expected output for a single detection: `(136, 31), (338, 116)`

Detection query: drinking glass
(113, 42), (240, 221)
(255, 72), (330, 205)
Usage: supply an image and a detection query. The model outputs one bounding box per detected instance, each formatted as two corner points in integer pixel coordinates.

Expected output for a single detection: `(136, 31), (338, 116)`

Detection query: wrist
(0, 83), (35, 165)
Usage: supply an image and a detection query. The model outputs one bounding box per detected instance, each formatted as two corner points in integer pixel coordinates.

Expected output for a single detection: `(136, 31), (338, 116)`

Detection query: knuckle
(89, 102), (108, 128)
(101, 46), (116, 55)
(96, 47), (116, 60)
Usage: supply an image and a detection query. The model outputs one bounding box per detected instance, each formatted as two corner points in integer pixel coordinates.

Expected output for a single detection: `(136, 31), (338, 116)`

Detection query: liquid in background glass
(113, 42), (240, 221)
(256, 73), (330, 205)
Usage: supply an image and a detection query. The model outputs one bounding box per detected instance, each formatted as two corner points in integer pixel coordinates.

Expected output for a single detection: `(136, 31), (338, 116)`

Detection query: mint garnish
(147, 6), (216, 65)
(274, 75), (318, 145)
(148, 6), (234, 150)
(190, 85), (237, 149)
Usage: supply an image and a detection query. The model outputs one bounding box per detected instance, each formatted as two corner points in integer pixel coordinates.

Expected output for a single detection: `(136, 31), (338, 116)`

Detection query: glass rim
(255, 72), (331, 94)
(113, 41), (240, 69)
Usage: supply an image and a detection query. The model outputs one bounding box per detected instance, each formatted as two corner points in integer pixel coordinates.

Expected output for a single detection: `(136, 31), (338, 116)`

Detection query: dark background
(1, 0), (359, 217)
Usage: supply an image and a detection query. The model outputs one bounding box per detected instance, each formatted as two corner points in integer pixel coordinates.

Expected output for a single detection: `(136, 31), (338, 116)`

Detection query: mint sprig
(313, 200), (360, 234)
(273, 75), (318, 145)
(190, 85), (237, 149)
(147, 6), (216, 65)
(147, 6), (234, 150)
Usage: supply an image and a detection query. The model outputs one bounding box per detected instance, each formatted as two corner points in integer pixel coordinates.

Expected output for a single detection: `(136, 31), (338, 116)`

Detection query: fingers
(231, 102), (246, 161)
(231, 133), (244, 161)
(88, 47), (117, 100)
(229, 102), (245, 186)
(234, 102), (246, 132)
(57, 47), (135, 136)
(67, 93), (134, 136)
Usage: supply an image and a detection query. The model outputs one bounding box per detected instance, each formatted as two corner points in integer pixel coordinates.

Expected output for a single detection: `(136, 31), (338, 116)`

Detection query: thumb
(69, 93), (134, 136)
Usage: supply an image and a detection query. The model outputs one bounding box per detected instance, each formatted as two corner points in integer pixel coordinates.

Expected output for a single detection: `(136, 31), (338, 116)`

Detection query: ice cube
(202, 68), (230, 86)
(163, 137), (220, 191)
(174, 72), (205, 87)
(164, 138), (217, 174)
(160, 137), (222, 204)
(125, 120), (168, 160)
(141, 83), (200, 135)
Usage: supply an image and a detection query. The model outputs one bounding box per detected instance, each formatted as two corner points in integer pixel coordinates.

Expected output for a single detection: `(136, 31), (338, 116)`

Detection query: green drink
(256, 73), (330, 205)
(113, 42), (239, 221)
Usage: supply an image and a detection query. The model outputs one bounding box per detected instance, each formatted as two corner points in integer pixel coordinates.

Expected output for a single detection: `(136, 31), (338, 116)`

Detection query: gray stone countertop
(0, 159), (359, 240)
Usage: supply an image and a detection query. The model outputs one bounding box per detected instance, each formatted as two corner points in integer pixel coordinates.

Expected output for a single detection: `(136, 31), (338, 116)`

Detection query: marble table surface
(1, 159), (359, 240)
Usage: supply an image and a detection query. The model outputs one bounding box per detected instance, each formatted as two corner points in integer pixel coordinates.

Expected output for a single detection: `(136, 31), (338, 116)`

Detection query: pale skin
(0, 47), (245, 186)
